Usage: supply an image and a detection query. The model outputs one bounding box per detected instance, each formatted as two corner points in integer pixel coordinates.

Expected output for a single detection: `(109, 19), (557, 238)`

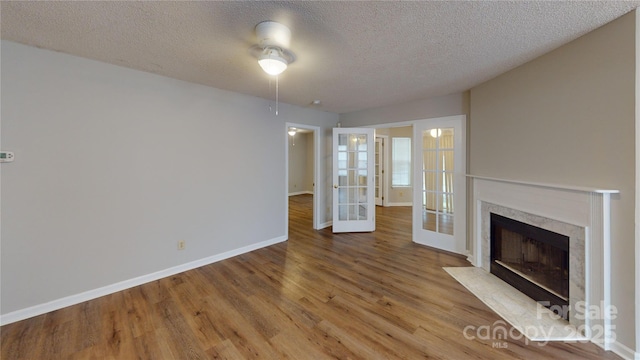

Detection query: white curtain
(440, 132), (454, 214)
(422, 132), (437, 210)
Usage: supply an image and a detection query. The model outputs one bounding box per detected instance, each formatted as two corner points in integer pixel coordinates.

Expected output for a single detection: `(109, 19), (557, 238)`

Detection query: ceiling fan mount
(249, 21), (296, 75)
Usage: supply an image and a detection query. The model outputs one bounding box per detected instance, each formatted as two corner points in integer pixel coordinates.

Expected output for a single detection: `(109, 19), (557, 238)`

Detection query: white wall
(0, 41), (338, 320)
(469, 11), (636, 355)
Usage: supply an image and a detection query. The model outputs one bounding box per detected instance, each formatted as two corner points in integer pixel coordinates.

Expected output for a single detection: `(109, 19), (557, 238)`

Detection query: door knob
(334, 185), (338, 189)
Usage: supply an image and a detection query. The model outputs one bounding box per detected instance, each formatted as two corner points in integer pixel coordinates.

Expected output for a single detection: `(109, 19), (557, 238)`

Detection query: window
(392, 137), (411, 186)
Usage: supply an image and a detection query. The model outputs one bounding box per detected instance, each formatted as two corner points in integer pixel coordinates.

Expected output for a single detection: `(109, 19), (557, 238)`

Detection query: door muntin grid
(375, 139), (380, 200)
(422, 128), (454, 235)
(337, 133), (369, 221)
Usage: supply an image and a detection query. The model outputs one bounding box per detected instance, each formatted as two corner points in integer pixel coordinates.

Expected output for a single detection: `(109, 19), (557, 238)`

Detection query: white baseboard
(0, 235), (287, 326)
(465, 252), (476, 266)
(610, 340), (637, 360)
(386, 202), (413, 207)
(288, 191), (313, 196)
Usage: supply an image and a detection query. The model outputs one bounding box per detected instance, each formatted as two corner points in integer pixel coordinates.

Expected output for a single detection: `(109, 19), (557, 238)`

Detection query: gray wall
(0, 41), (338, 317)
(288, 132), (314, 194)
(340, 92), (469, 127)
(469, 11), (636, 352)
(306, 132), (314, 192)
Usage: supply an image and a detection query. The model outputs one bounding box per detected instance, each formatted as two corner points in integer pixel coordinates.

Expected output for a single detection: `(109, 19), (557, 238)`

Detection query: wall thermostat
(0, 151), (14, 163)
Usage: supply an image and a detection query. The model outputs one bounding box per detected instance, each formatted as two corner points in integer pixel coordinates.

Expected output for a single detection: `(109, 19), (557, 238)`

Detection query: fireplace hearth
(490, 213), (569, 319)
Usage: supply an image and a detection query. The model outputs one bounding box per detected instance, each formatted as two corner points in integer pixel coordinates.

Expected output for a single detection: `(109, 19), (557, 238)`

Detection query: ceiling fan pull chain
(268, 77), (273, 113)
(276, 75), (279, 116)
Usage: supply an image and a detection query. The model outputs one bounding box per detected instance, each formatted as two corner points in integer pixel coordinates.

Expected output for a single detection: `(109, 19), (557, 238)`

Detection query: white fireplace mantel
(467, 174), (618, 350)
(466, 174), (620, 195)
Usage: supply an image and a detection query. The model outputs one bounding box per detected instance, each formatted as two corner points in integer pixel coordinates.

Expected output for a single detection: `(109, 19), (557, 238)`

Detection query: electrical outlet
(178, 240), (186, 250)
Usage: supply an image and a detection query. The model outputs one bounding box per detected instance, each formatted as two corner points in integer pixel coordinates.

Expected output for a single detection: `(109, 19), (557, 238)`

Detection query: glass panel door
(422, 128), (454, 235)
(333, 128), (375, 233)
(413, 116), (466, 254)
(375, 137), (383, 206)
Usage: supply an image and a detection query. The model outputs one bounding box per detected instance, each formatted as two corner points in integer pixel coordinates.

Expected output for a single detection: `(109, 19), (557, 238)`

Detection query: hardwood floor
(1, 194), (619, 359)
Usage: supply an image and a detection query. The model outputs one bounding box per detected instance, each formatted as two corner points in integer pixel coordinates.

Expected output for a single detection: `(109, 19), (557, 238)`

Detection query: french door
(374, 137), (384, 206)
(332, 128), (375, 233)
(412, 116), (466, 254)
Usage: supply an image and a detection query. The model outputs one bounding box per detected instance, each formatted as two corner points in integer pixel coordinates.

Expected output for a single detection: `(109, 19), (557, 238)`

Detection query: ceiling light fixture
(288, 127), (297, 136)
(430, 129), (442, 138)
(259, 47), (288, 76)
(251, 21), (296, 77)
(249, 21), (297, 116)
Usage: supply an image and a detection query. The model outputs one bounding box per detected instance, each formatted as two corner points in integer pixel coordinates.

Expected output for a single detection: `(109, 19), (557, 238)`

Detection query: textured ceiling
(2, 1), (639, 114)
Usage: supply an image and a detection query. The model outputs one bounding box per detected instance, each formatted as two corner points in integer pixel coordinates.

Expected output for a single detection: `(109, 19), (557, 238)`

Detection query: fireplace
(490, 213), (569, 319)
(470, 175), (616, 347)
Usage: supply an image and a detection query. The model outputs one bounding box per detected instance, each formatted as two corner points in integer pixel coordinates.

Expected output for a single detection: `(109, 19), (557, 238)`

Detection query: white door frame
(285, 122), (321, 234)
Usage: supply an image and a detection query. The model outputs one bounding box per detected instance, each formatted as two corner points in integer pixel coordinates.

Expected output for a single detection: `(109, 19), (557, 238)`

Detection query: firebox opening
(490, 213), (570, 320)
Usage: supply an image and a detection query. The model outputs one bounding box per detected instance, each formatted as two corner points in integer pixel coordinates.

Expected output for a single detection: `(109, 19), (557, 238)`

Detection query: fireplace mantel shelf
(465, 174), (619, 194)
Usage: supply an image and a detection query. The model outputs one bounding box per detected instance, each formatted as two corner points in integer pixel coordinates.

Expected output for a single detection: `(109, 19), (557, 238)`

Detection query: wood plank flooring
(1, 194), (620, 359)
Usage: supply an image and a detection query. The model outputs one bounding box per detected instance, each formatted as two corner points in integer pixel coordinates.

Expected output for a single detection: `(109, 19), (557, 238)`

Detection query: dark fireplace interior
(490, 213), (569, 319)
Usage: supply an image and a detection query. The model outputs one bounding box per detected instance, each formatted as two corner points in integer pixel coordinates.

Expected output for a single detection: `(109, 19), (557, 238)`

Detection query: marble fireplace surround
(481, 201), (585, 328)
(468, 175), (618, 349)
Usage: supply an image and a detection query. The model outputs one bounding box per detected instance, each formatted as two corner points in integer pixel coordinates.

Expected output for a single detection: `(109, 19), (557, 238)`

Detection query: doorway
(374, 126), (413, 207)
(365, 116), (466, 255)
(285, 123), (321, 236)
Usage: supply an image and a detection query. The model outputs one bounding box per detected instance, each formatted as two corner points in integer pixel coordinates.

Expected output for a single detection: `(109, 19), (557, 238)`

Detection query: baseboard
(318, 221), (332, 229)
(0, 235), (287, 326)
(288, 191), (313, 196)
(386, 202), (413, 207)
(610, 340), (637, 360)
(465, 251), (476, 266)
